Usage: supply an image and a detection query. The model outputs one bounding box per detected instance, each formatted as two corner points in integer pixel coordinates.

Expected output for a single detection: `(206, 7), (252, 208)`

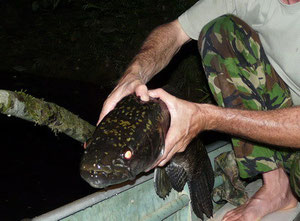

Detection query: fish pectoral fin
(153, 167), (172, 199)
(165, 162), (187, 192)
(188, 172), (214, 220)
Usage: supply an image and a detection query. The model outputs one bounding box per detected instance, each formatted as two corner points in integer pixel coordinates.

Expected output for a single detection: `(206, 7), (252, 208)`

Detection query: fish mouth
(80, 164), (135, 189)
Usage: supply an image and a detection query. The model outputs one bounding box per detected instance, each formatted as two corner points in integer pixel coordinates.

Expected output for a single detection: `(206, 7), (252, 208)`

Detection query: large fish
(80, 93), (214, 219)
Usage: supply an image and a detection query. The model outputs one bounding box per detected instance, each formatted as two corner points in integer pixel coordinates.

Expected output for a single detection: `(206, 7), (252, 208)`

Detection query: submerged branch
(0, 89), (95, 143)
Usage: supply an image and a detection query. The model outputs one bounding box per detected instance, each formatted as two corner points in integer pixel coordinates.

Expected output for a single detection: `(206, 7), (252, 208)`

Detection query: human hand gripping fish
(80, 88), (214, 219)
(98, 73), (149, 125)
(83, 71), (149, 149)
(147, 88), (210, 169)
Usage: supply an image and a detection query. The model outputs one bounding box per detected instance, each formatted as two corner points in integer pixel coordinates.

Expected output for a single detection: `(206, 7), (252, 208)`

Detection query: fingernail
(141, 95), (149, 102)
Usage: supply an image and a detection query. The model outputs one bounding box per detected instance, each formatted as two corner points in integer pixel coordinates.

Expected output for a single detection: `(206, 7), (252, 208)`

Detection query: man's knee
(198, 14), (251, 58)
(199, 15), (233, 50)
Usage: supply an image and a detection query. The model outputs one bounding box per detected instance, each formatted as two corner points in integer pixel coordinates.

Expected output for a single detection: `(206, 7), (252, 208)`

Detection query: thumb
(148, 88), (170, 100)
(149, 89), (176, 111)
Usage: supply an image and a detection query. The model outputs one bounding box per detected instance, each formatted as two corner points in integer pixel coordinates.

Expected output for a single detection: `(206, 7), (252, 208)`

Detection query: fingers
(158, 145), (178, 166)
(150, 88), (185, 166)
(157, 126), (179, 166)
(97, 82), (149, 126)
(158, 135), (188, 167)
(149, 88), (195, 168)
(145, 108), (180, 170)
(147, 89), (175, 167)
(136, 84), (149, 101)
(97, 90), (121, 125)
(98, 99), (115, 125)
(154, 142), (187, 167)
(148, 88), (173, 102)
(152, 124), (188, 168)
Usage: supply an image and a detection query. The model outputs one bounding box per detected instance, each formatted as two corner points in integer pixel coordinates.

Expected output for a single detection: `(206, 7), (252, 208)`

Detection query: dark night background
(0, 0), (216, 220)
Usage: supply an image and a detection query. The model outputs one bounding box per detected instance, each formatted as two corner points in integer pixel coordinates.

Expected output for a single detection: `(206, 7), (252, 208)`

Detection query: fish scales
(80, 93), (214, 220)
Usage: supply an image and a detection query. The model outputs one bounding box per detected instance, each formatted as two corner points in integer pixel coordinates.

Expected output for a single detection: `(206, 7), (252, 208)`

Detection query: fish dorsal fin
(153, 167), (172, 199)
(165, 162), (187, 192)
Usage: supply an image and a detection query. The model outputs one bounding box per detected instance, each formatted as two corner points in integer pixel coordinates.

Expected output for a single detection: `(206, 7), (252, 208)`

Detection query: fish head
(80, 139), (136, 188)
(80, 95), (170, 189)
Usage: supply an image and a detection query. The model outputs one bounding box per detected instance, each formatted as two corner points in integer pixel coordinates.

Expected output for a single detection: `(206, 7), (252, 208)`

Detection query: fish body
(80, 95), (169, 188)
(80, 94), (214, 219)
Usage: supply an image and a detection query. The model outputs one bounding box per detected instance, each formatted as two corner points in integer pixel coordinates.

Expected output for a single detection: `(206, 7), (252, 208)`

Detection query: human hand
(97, 72), (149, 125)
(83, 72), (149, 149)
(148, 88), (208, 168)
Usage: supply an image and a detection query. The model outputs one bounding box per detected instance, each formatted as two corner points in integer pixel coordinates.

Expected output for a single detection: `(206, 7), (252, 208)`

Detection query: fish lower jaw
(88, 181), (106, 189)
(86, 177), (131, 189)
(80, 169), (135, 188)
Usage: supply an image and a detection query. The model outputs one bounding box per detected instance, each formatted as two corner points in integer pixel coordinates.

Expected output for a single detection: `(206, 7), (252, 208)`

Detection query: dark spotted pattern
(80, 95), (169, 188)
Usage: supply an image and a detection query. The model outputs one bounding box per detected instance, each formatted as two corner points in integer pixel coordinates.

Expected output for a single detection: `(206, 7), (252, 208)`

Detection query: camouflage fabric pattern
(213, 151), (248, 206)
(198, 15), (300, 197)
(289, 153), (300, 196)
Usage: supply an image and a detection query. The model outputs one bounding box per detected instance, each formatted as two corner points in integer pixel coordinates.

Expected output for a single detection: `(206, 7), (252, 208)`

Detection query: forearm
(122, 20), (190, 83)
(203, 104), (300, 148)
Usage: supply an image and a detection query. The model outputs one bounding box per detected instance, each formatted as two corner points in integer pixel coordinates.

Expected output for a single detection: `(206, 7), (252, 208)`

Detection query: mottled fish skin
(80, 94), (169, 188)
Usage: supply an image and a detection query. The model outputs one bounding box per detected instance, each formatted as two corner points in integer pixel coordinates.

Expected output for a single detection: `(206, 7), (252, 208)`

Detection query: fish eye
(124, 150), (132, 160)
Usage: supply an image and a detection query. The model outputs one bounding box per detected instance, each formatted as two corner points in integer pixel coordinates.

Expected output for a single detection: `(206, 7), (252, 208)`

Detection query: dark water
(0, 72), (107, 221)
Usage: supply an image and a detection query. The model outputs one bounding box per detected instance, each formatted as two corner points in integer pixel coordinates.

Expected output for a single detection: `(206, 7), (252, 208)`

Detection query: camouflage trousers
(198, 15), (300, 196)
